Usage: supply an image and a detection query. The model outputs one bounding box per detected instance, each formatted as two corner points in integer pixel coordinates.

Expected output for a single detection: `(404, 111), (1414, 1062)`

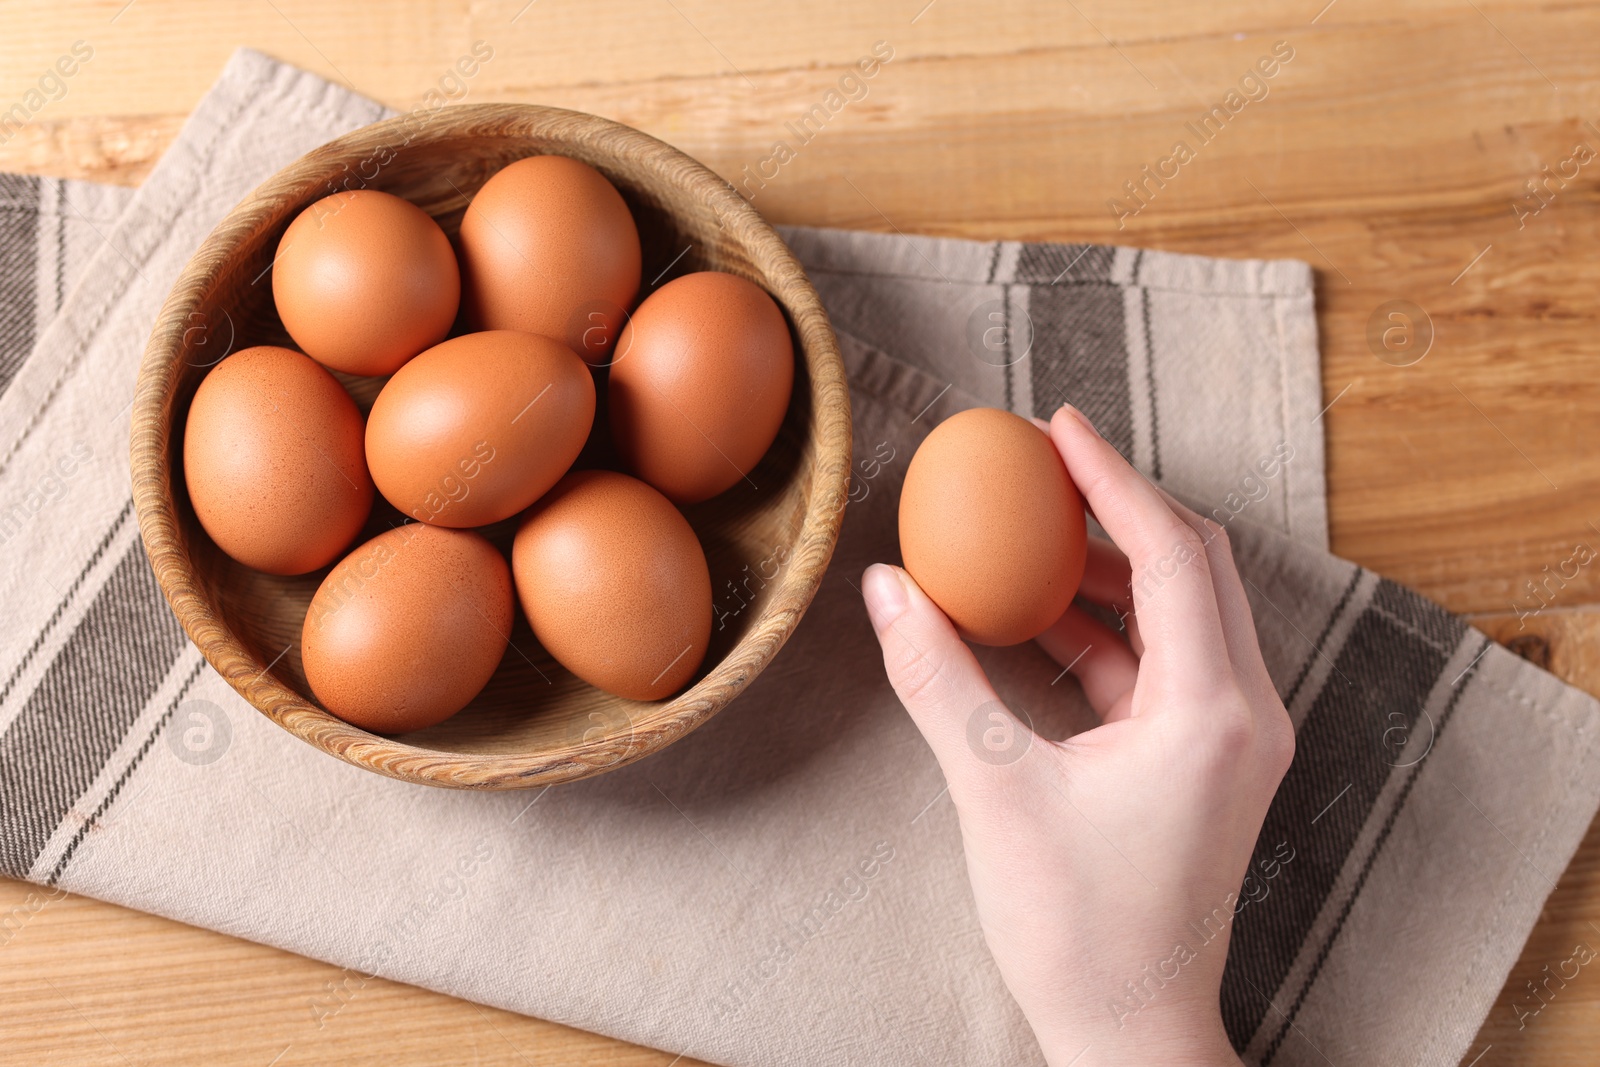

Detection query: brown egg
(365, 331), (595, 527)
(183, 345), (373, 575)
(272, 189), (460, 376)
(512, 470), (711, 701)
(302, 524), (513, 733)
(608, 271), (794, 504)
(898, 407), (1087, 646)
(457, 155), (640, 366)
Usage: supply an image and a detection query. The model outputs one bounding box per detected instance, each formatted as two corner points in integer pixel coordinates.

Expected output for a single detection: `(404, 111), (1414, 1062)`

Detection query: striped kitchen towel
(2, 48), (1597, 1067)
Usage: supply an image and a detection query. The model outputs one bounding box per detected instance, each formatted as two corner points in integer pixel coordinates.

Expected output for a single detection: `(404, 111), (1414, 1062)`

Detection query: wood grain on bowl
(130, 104), (851, 789)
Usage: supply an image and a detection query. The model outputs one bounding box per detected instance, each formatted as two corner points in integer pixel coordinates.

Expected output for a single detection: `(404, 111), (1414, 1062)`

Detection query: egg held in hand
(457, 155), (641, 366)
(512, 470), (712, 701)
(271, 189), (460, 377)
(302, 524), (513, 733)
(364, 330), (595, 528)
(897, 407), (1087, 646)
(183, 345), (373, 575)
(609, 271), (794, 504)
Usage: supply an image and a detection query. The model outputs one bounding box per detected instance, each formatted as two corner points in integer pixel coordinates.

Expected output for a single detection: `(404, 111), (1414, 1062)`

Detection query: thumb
(861, 564), (1017, 784)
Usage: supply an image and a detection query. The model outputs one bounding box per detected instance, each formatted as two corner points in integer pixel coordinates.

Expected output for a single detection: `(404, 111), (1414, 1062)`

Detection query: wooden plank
(1, 1), (1598, 1064)
(0, 877), (708, 1065)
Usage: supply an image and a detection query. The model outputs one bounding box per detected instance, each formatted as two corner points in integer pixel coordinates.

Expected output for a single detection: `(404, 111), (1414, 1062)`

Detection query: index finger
(1049, 404), (1234, 695)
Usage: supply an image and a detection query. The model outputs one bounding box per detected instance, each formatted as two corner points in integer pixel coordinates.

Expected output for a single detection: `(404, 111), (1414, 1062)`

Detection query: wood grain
(131, 105), (851, 789)
(3, 0), (1599, 1063)
(0, 878), (708, 1066)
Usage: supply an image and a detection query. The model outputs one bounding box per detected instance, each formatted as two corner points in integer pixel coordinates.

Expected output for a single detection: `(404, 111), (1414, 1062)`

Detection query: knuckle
(1165, 686), (1254, 759)
(1205, 699), (1257, 759)
(1144, 519), (1208, 572)
(1202, 518), (1232, 552)
(1207, 531), (1240, 576)
(886, 639), (947, 710)
(1169, 520), (1209, 560)
(1079, 468), (1127, 512)
(1129, 521), (1213, 591)
(1263, 709), (1297, 780)
(1194, 695), (1297, 783)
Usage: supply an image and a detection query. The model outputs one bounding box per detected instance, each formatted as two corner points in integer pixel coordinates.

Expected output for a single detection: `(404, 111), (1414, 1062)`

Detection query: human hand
(860, 404), (1295, 1067)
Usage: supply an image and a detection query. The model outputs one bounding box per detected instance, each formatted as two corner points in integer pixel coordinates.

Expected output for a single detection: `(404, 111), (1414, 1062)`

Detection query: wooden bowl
(131, 104), (851, 789)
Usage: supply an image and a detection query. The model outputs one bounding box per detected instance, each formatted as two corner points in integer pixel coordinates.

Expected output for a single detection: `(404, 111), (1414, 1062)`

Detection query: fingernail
(861, 564), (909, 631)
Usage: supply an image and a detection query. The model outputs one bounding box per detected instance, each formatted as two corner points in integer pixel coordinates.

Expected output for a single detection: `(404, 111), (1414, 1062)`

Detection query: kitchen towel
(2, 48), (1597, 1067)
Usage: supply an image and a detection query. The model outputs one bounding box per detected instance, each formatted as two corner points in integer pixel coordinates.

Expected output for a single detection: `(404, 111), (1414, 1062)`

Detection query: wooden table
(2, 1), (1597, 1063)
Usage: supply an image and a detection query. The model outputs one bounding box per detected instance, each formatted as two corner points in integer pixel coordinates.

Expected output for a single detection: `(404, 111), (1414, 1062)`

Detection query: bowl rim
(130, 102), (852, 789)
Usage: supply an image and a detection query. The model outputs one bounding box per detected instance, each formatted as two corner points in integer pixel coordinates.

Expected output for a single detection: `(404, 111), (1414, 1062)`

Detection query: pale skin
(860, 404), (1295, 1067)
